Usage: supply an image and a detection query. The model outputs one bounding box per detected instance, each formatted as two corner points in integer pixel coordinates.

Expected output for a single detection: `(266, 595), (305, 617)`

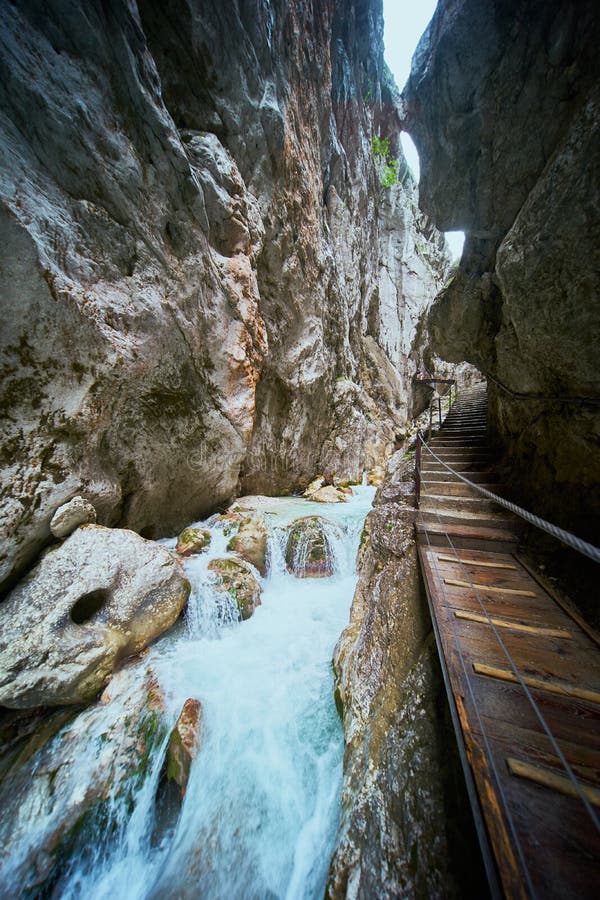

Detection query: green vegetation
(371, 135), (401, 188)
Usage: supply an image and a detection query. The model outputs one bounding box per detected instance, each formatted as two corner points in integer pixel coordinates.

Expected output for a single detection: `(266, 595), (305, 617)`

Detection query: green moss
(334, 686), (344, 720)
(165, 728), (185, 783)
(371, 134), (402, 188)
(132, 709), (168, 788)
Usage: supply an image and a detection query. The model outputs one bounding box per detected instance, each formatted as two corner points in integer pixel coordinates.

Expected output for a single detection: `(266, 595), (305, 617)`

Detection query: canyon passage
(1, 0), (599, 898)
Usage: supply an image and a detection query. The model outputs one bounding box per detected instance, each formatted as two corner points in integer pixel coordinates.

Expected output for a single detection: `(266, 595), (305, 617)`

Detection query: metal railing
(414, 377), (457, 506)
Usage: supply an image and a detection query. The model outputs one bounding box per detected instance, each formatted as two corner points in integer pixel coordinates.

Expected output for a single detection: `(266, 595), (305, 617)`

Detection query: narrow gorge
(0, 1), (598, 898)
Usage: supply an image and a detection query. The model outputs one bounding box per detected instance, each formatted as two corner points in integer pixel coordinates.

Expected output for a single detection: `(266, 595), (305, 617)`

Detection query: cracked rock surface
(403, 0), (600, 538)
(0, 0), (450, 592)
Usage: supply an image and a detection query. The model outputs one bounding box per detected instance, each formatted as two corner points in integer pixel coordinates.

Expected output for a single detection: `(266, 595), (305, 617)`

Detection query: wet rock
(176, 527), (212, 557)
(207, 558), (261, 621)
(227, 514), (268, 575)
(328, 477), (481, 897)
(0, 663), (168, 896)
(304, 476), (325, 495)
(304, 477), (348, 503)
(285, 517), (335, 578)
(0, 526), (190, 708)
(311, 486), (348, 503)
(165, 698), (203, 798)
(49, 496), (96, 538)
(215, 510), (246, 538)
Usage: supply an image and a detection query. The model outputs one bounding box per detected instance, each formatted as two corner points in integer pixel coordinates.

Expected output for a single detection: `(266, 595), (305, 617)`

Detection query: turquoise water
(0, 488), (375, 899)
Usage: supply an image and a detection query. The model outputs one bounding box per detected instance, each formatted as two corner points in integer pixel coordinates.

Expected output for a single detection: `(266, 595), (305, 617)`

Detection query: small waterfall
(0, 487), (376, 899)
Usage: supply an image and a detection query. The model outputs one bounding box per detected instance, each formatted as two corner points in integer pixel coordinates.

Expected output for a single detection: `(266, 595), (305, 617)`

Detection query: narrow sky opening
(444, 231), (465, 260)
(400, 132), (420, 182)
(383, 0), (465, 260)
(382, 0), (438, 92)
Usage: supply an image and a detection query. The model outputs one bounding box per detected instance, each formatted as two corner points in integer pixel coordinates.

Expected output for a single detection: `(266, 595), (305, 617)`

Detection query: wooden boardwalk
(415, 384), (600, 899)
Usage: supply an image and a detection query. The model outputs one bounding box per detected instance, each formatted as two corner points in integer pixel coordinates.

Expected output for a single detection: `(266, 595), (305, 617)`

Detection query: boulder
(49, 496), (97, 538)
(304, 477), (348, 503)
(176, 527), (212, 557)
(227, 514), (268, 575)
(215, 510), (246, 537)
(310, 485), (349, 503)
(0, 526), (190, 708)
(165, 698), (203, 798)
(304, 476), (325, 495)
(207, 558), (261, 620)
(285, 516), (335, 578)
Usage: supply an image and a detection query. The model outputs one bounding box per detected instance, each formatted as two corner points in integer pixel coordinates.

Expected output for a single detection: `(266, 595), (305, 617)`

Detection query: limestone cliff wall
(0, 0), (449, 591)
(328, 453), (484, 897)
(402, 0), (600, 541)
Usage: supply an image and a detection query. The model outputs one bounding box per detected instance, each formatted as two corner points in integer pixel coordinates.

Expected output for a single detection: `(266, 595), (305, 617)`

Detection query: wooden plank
(506, 757), (600, 808)
(454, 610), (573, 639)
(516, 553), (600, 651)
(473, 663), (600, 705)
(416, 387), (600, 898)
(445, 578), (537, 597)
(476, 698), (600, 772)
(438, 554), (516, 569)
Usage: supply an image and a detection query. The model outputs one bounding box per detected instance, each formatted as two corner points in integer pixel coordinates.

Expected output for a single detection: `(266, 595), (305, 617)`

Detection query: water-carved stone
(0, 526), (190, 708)
(285, 517), (335, 578)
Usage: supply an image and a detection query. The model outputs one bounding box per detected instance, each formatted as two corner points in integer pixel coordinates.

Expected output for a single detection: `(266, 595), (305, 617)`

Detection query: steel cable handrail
(415, 392), (600, 841)
(418, 435), (600, 564)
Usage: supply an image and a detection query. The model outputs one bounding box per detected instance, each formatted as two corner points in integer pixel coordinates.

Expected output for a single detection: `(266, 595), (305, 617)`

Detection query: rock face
(0, 0), (451, 593)
(402, 0), (600, 540)
(0, 526), (190, 708)
(285, 516), (336, 578)
(207, 558), (261, 620)
(50, 496), (97, 538)
(328, 455), (484, 897)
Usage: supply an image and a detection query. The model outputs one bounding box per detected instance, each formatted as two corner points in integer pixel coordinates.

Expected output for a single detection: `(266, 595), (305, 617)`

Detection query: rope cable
(419, 437), (600, 564)
(416, 387), (600, 847)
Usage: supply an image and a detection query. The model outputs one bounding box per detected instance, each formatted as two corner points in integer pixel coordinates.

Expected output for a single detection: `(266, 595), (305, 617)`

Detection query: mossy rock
(165, 698), (203, 796)
(285, 516), (334, 578)
(207, 558), (261, 620)
(176, 527), (211, 557)
(226, 514), (268, 575)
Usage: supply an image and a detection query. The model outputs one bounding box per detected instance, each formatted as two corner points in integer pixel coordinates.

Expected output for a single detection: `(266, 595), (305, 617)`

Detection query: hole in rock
(444, 230), (465, 260)
(71, 588), (110, 625)
(400, 132), (420, 180)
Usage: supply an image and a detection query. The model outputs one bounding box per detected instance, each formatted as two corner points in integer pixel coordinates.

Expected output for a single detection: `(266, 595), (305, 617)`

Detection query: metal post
(428, 403), (433, 441)
(415, 432), (422, 508)
(438, 396), (442, 427)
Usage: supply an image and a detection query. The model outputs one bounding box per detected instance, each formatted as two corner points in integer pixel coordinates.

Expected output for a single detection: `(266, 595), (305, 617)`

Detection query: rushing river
(0, 487), (375, 899)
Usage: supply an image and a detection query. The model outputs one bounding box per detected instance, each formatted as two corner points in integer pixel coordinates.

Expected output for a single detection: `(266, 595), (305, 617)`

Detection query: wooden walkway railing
(415, 383), (600, 899)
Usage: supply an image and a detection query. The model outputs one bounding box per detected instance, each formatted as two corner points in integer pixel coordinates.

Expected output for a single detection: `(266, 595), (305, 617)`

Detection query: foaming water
(0, 487), (375, 899)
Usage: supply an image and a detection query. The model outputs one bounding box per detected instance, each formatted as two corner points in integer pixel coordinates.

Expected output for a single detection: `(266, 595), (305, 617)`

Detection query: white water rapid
(0, 487), (375, 899)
